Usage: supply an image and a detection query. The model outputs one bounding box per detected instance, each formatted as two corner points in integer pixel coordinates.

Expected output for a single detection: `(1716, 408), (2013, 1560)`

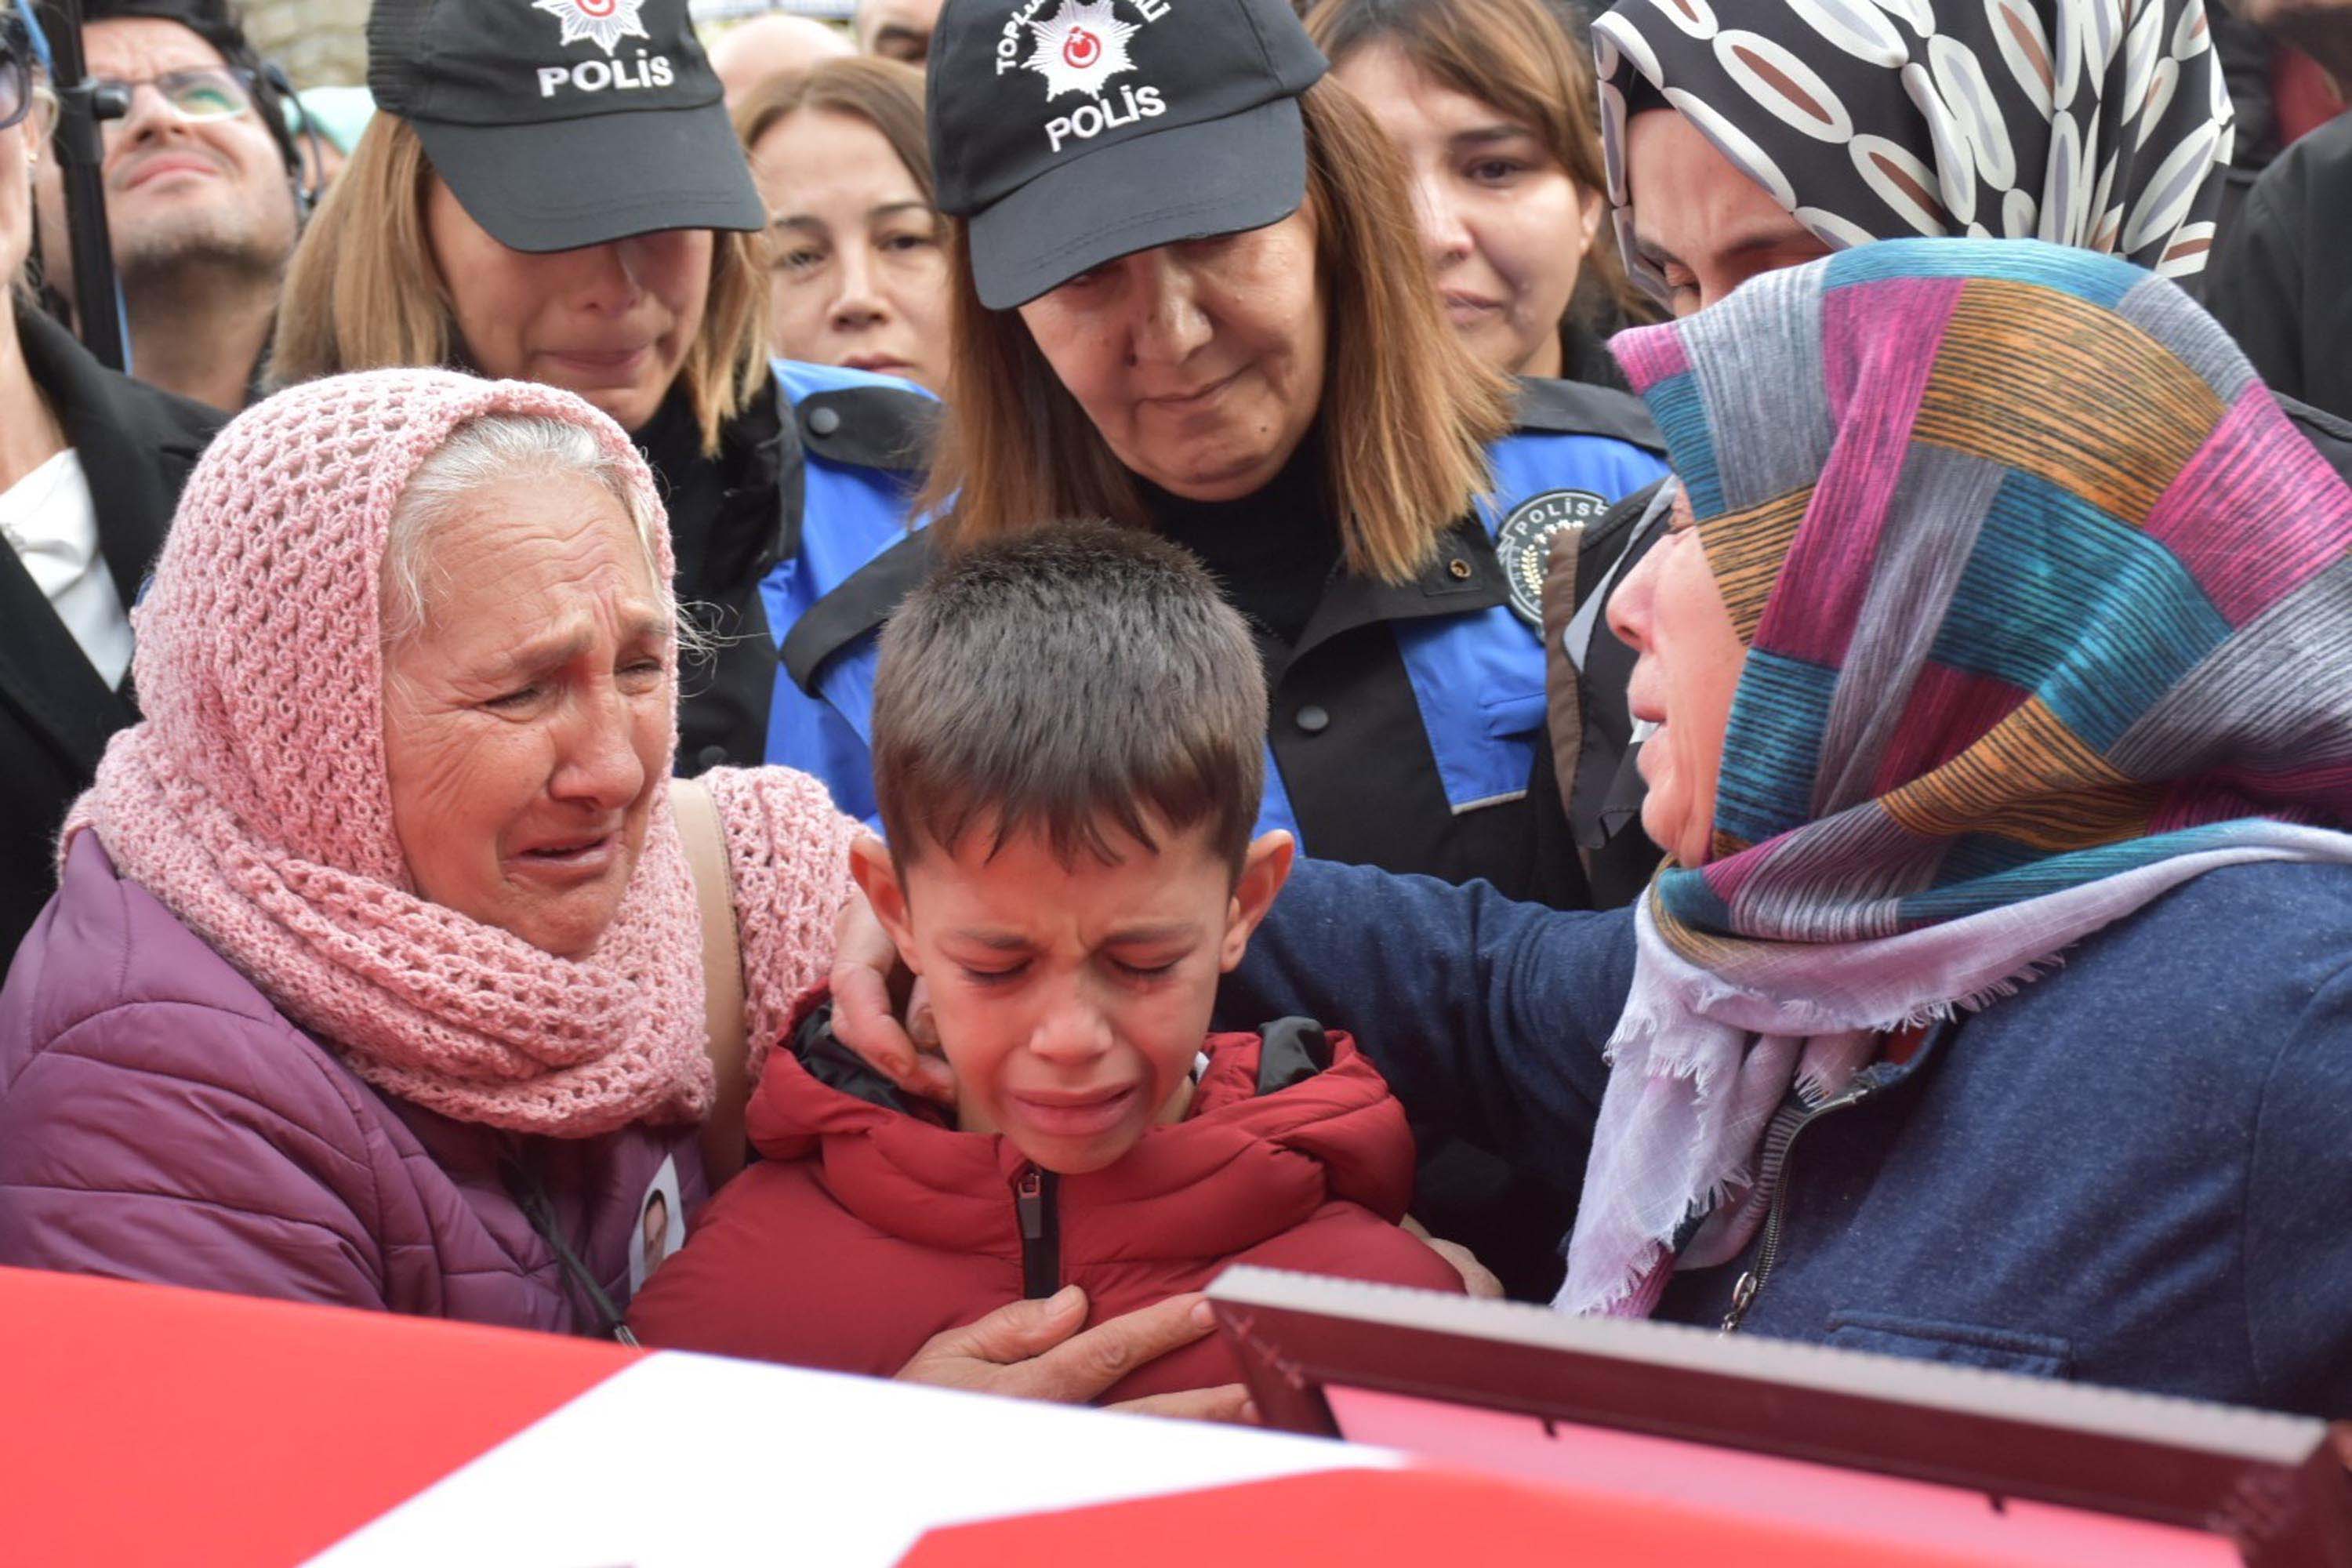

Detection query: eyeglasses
(91, 65), (256, 130)
(0, 45), (31, 133)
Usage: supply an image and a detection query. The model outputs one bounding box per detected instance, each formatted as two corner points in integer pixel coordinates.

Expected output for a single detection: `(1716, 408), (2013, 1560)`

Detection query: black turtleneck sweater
(633, 382), (788, 773)
(1135, 431), (1340, 652)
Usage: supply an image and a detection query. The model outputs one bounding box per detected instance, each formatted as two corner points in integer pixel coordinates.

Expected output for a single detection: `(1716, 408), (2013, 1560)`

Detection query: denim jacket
(1221, 855), (2352, 1417)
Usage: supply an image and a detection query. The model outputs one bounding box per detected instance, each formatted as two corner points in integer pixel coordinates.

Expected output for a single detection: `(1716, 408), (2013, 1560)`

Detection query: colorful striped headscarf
(1562, 238), (2352, 1316)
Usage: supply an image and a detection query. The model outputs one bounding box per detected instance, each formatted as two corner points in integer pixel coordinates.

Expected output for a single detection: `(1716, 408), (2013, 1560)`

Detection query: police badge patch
(1495, 488), (1609, 627)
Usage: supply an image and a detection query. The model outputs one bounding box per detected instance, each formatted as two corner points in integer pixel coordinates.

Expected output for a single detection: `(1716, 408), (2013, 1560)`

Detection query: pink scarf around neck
(70, 368), (714, 1138)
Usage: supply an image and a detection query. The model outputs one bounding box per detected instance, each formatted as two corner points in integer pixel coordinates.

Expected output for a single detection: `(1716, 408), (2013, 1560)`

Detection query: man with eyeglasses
(29, 0), (301, 412)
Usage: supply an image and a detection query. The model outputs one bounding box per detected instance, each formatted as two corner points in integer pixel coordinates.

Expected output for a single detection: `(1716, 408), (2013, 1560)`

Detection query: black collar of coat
(1510, 374), (1668, 456)
(0, 305), (221, 771)
(781, 511), (1509, 697)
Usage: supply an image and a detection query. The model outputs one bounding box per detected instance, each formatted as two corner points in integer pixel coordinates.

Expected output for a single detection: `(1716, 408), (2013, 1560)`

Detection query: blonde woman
(272, 0), (933, 793)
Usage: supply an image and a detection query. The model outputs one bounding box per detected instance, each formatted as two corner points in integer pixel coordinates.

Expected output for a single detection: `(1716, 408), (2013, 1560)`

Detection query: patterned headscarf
(1561, 239), (2352, 1316)
(1591, 0), (2234, 292)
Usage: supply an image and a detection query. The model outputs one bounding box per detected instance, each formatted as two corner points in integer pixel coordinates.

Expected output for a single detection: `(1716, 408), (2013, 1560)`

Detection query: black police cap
(924, 0), (1327, 309)
(367, 0), (760, 253)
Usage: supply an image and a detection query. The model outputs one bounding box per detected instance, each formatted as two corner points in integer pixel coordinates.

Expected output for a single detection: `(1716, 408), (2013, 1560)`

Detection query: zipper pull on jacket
(1014, 1166), (1062, 1300)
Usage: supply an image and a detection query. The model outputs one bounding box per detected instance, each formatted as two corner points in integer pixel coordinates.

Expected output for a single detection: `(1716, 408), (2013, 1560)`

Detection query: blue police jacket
(769, 377), (1669, 905)
(757, 360), (935, 822)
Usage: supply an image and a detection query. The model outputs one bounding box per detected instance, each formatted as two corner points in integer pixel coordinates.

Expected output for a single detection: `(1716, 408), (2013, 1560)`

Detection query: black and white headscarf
(1592, 0), (2234, 289)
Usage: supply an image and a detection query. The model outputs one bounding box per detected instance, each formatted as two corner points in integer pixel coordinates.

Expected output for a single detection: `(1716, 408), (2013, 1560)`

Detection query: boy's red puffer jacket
(627, 1004), (1466, 1400)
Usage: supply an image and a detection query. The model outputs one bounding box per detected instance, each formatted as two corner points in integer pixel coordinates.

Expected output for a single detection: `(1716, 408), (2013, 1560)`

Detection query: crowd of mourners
(3, 0), (2352, 1428)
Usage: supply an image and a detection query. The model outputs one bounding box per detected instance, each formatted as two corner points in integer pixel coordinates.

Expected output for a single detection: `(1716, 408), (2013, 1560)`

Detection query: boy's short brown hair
(872, 523), (1267, 873)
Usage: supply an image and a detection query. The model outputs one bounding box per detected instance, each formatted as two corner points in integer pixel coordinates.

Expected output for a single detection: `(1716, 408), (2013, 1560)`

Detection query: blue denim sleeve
(1218, 856), (1636, 1195)
(2244, 951), (2352, 1417)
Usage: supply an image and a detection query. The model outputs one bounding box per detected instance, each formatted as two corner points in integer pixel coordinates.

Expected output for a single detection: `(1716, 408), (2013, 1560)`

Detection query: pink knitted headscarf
(72, 368), (713, 1138)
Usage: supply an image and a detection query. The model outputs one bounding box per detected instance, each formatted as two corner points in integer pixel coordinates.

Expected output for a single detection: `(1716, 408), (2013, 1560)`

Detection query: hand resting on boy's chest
(626, 1021), (1468, 1399)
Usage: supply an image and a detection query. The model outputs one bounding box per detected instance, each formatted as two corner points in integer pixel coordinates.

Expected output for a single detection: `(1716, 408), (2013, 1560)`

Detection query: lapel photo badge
(630, 1152), (685, 1295)
(1496, 488), (1610, 627)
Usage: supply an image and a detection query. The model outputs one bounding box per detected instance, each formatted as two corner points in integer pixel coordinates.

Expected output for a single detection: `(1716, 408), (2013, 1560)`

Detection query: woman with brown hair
(270, 0), (935, 789)
(735, 57), (949, 393)
(782, 0), (1670, 1298)
(1308, 0), (1655, 389)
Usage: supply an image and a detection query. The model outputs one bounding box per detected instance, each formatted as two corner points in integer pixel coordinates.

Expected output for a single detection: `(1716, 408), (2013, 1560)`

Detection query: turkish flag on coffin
(894, 1467), (2024, 1568)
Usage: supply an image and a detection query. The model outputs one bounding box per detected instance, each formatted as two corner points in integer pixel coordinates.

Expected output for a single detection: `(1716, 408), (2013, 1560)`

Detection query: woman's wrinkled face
(1606, 488), (1745, 866)
(381, 474), (673, 959)
(1333, 42), (1599, 379)
(1015, 208), (1327, 501)
(751, 107), (949, 393)
(423, 176), (713, 434)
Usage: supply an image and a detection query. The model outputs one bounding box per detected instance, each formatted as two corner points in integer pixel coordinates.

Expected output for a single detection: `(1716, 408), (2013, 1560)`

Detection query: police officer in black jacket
(779, 0), (1673, 1300)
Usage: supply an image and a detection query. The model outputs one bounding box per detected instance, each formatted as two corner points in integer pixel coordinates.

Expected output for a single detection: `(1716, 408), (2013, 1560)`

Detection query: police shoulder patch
(1495, 488), (1610, 626)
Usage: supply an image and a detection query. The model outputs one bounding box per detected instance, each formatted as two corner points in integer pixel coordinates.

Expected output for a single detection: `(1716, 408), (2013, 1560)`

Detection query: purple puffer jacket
(0, 833), (707, 1332)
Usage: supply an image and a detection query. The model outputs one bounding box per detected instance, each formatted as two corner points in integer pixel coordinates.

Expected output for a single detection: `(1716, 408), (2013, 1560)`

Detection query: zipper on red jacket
(1015, 1166), (1062, 1299)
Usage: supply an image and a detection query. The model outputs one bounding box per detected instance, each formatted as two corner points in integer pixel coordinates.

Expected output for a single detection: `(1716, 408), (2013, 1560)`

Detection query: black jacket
(0, 307), (221, 969)
(2208, 111), (2352, 425)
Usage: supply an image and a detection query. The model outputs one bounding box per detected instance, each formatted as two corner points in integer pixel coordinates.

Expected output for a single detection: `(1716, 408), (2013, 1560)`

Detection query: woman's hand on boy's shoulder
(896, 1287), (1256, 1425)
(833, 887), (956, 1102)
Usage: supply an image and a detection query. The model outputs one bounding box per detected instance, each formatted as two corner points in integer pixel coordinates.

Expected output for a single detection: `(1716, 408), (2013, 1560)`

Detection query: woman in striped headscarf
(851, 238), (2352, 1413)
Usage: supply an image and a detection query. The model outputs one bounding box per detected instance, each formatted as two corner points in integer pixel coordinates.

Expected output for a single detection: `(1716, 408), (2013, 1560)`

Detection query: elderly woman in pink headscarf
(0, 369), (847, 1333)
(0, 371), (1243, 1411)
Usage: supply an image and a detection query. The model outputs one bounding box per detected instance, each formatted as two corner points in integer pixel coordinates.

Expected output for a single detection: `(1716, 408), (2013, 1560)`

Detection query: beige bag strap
(671, 779), (750, 1185)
